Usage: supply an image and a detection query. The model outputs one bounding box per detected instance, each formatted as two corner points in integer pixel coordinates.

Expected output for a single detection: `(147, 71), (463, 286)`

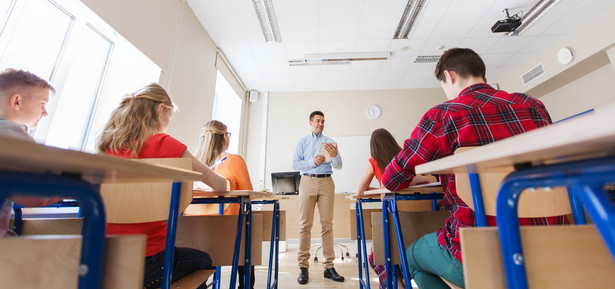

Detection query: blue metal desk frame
(0, 170), (106, 289)
(355, 197), (380, 289)
(189, 196), (253, 289)
(252, 199), (281, 289)
(382, 192), (443, 289)
(495, 156), (615, 289)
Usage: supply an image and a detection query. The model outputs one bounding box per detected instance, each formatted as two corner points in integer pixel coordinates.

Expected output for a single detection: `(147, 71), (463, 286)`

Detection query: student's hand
(410, 175), (432, 186)
(314, 155), (325, 166)
(325, 143), (338, 157)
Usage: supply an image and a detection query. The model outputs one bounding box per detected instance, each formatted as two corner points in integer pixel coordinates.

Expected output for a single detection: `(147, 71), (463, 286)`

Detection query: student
(382, 48), (567, 289)
(357, 128), (432, 289)
(97, 83), (228, 289)
(188, 119), (255, 289)
(0, 68), (61, 237)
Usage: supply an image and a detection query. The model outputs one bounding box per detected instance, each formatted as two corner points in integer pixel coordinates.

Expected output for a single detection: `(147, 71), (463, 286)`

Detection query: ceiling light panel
(414, 55), (441, 63)
(252, 0), (282, 42)
(394, 0), (428, 39)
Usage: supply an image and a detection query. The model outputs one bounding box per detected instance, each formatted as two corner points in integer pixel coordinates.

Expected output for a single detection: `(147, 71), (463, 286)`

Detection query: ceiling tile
(347, 81), (374, 91)
(380, 56), (413, 70)
(349, 70), (378, 82)
(321, 69), (350, 82)
(294, 82), (321, 91)
(319, 41), (356, 53)
(354, 40), (392, 52)
(372, 81), (401, 90)
(321, 82), (348, 91)
(285, 42), (320, 59)
(399, 80), (428, 89)
(250, 43), (288, 59)
(376, 70), (407, 82)
(458, 37), (498, 54)
(487, 36), (534, 54)
(256, 59), (291, 73)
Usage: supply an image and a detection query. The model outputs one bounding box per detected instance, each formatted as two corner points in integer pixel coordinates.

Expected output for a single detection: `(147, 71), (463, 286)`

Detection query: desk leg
(11, 206), (22, 235)
(244, 198), (252, 289)
(229, 198), (244, 289)
(161, 182), (182, 289)
(387, 197), (412, 289)
(265, 201), (280, 289)
(469, 172), (487, 227)
(567, 185), (587, 225)
(382, 198), (393, 289)
(357, 200), (372, 289)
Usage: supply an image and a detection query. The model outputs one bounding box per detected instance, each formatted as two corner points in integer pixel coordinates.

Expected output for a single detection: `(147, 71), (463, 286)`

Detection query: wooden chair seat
(460, 225), (615, 289)
(0, 234), (146, 289)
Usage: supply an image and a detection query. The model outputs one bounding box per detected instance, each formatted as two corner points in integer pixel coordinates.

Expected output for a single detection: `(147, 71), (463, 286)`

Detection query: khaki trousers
(297, 175), (335, 269)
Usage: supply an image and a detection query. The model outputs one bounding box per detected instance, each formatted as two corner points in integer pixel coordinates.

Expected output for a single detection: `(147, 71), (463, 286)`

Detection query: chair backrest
(454, 147), (571, 217)
(100, 158), (194, 223)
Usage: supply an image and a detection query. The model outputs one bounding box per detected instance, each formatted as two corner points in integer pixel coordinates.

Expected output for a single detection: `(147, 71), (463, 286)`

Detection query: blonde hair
(98, 83), (174, 157)
(195, 120), (227, 166)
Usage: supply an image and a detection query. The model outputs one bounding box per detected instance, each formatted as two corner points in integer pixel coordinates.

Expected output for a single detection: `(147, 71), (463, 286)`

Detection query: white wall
(80, 0), (218, 151)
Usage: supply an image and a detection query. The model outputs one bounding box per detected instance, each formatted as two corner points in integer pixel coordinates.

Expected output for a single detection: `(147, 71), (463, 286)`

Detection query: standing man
(292, 110), (344, 284)
(0, 68), (61, 237)
(382, 48), (566, 289)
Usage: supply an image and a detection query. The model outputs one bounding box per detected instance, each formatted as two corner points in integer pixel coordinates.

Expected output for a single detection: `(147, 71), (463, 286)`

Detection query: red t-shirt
(368, 157), (384, 187)
(105, 133), (187, 256)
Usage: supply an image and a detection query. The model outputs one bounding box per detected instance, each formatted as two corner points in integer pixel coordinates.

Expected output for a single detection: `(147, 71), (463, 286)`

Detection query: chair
(100, 158), (214, 289)
(455, 147), (615, 288)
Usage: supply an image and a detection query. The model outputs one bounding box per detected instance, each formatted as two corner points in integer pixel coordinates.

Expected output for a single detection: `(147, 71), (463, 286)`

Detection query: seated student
(357, 128), (432, 289)
(97, 83), (228, 289)
(186, 120), (255, 289)
(382, 48), (567, 289)
(0, 68), (61, 237)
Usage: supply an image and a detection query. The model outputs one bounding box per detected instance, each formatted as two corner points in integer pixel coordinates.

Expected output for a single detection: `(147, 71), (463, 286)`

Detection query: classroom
(1, 0), (615, 288)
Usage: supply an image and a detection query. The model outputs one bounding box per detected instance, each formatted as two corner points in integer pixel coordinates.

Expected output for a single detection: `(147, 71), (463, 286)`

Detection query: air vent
(521, 63), (545, 85)
(414, 55), (441, 63)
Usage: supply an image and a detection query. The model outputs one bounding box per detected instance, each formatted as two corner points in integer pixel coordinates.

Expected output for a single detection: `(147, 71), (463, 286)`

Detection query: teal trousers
(405, 232), (465, 289)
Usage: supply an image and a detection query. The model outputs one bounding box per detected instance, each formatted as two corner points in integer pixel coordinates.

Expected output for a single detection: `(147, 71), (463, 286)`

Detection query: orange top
(186, 154), (253, 215)
(217, 154), (253, 214)
(368, 156), (384, 187)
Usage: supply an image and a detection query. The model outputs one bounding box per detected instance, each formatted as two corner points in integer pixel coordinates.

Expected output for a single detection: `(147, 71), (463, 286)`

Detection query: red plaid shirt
(382, 83), (567, 263)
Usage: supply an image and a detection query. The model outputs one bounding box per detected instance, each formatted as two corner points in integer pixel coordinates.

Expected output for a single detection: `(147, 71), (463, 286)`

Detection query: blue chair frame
(0, 170), (106, 289)
(495, 156), (615, 289)
(355, 197), (380, 289)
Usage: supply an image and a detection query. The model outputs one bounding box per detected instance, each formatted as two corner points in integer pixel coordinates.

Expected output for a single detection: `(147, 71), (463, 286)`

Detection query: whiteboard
(330, 135), (379, 193)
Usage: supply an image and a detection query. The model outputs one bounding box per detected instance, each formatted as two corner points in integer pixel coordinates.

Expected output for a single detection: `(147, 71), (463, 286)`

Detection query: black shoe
(324, 268), (345, 282)
(297, 267), (309, 284)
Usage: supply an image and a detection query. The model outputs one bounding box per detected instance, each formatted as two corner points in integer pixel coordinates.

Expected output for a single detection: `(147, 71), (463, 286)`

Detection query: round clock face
(366, 105), (381, 119)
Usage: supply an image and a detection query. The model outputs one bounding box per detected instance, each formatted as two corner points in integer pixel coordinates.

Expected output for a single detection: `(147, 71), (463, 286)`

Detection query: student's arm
(182, 150), (228, 192)
(409, 174), (436, 186)
(357, 162), (376, 195)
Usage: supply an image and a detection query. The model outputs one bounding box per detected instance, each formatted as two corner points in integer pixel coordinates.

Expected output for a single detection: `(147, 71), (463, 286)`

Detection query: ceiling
(186, 0), (615, 93)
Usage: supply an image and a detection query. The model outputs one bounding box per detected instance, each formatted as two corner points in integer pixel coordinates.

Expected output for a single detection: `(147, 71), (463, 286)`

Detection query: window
(212, 70), (243, 154)
(0, 0), (160, 152)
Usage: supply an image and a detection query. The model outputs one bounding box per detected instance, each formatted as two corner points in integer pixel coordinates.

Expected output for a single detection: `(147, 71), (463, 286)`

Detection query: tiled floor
(216, 239), (386, 288)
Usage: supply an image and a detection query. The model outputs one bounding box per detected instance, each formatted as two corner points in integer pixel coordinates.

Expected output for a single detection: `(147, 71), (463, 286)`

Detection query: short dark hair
(309, 110), (324, 121)
(434, 48), (486, 82)
(0, 68), (55, 94)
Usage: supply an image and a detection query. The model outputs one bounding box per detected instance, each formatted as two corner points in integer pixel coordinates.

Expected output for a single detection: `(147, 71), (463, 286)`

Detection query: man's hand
(313, 155), (326, 166)
(324, 143), (338, 158)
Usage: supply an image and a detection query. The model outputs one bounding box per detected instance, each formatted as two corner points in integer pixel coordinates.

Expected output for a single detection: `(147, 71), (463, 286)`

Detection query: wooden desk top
(353, 184), (443, 198)
(416, 105), (615, 175)
(193, 189), (274, 198)
(0, 134), (202, 183)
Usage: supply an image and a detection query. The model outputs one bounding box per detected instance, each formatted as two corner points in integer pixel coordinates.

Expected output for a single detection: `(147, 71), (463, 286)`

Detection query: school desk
(0, 134), (201, 289)
(189, 190), (272, 289)
(415, 105), (615, 289)
(361, 185), (443, 289)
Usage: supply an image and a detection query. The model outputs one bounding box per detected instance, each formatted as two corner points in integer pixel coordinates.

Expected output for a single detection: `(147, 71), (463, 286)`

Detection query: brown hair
(434, 48), (486, 82)
(370, 128), (402, 172)
(194, 120), (227, 166)
(97, 83), (174, 157)
(0, 68), (55, 95)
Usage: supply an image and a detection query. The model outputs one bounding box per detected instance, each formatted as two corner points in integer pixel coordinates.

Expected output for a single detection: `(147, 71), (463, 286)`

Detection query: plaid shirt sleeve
(382, 109), (444, 191)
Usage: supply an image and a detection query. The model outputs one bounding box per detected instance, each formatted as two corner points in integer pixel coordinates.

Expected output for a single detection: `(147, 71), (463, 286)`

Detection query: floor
(215, 239), (418, 289)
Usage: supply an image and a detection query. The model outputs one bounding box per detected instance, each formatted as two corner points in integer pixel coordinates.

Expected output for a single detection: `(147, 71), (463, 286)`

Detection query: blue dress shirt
(292, 132), (343, 175)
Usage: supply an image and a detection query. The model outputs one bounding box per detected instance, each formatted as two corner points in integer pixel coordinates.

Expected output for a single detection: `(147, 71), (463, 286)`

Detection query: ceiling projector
(491, 9), (521, 33)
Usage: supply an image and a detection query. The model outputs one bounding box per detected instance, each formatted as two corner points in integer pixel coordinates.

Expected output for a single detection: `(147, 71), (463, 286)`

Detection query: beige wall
(80, 0), (218, 151)
(541, 64), (615, 122)
(252, 89), (446, 190)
